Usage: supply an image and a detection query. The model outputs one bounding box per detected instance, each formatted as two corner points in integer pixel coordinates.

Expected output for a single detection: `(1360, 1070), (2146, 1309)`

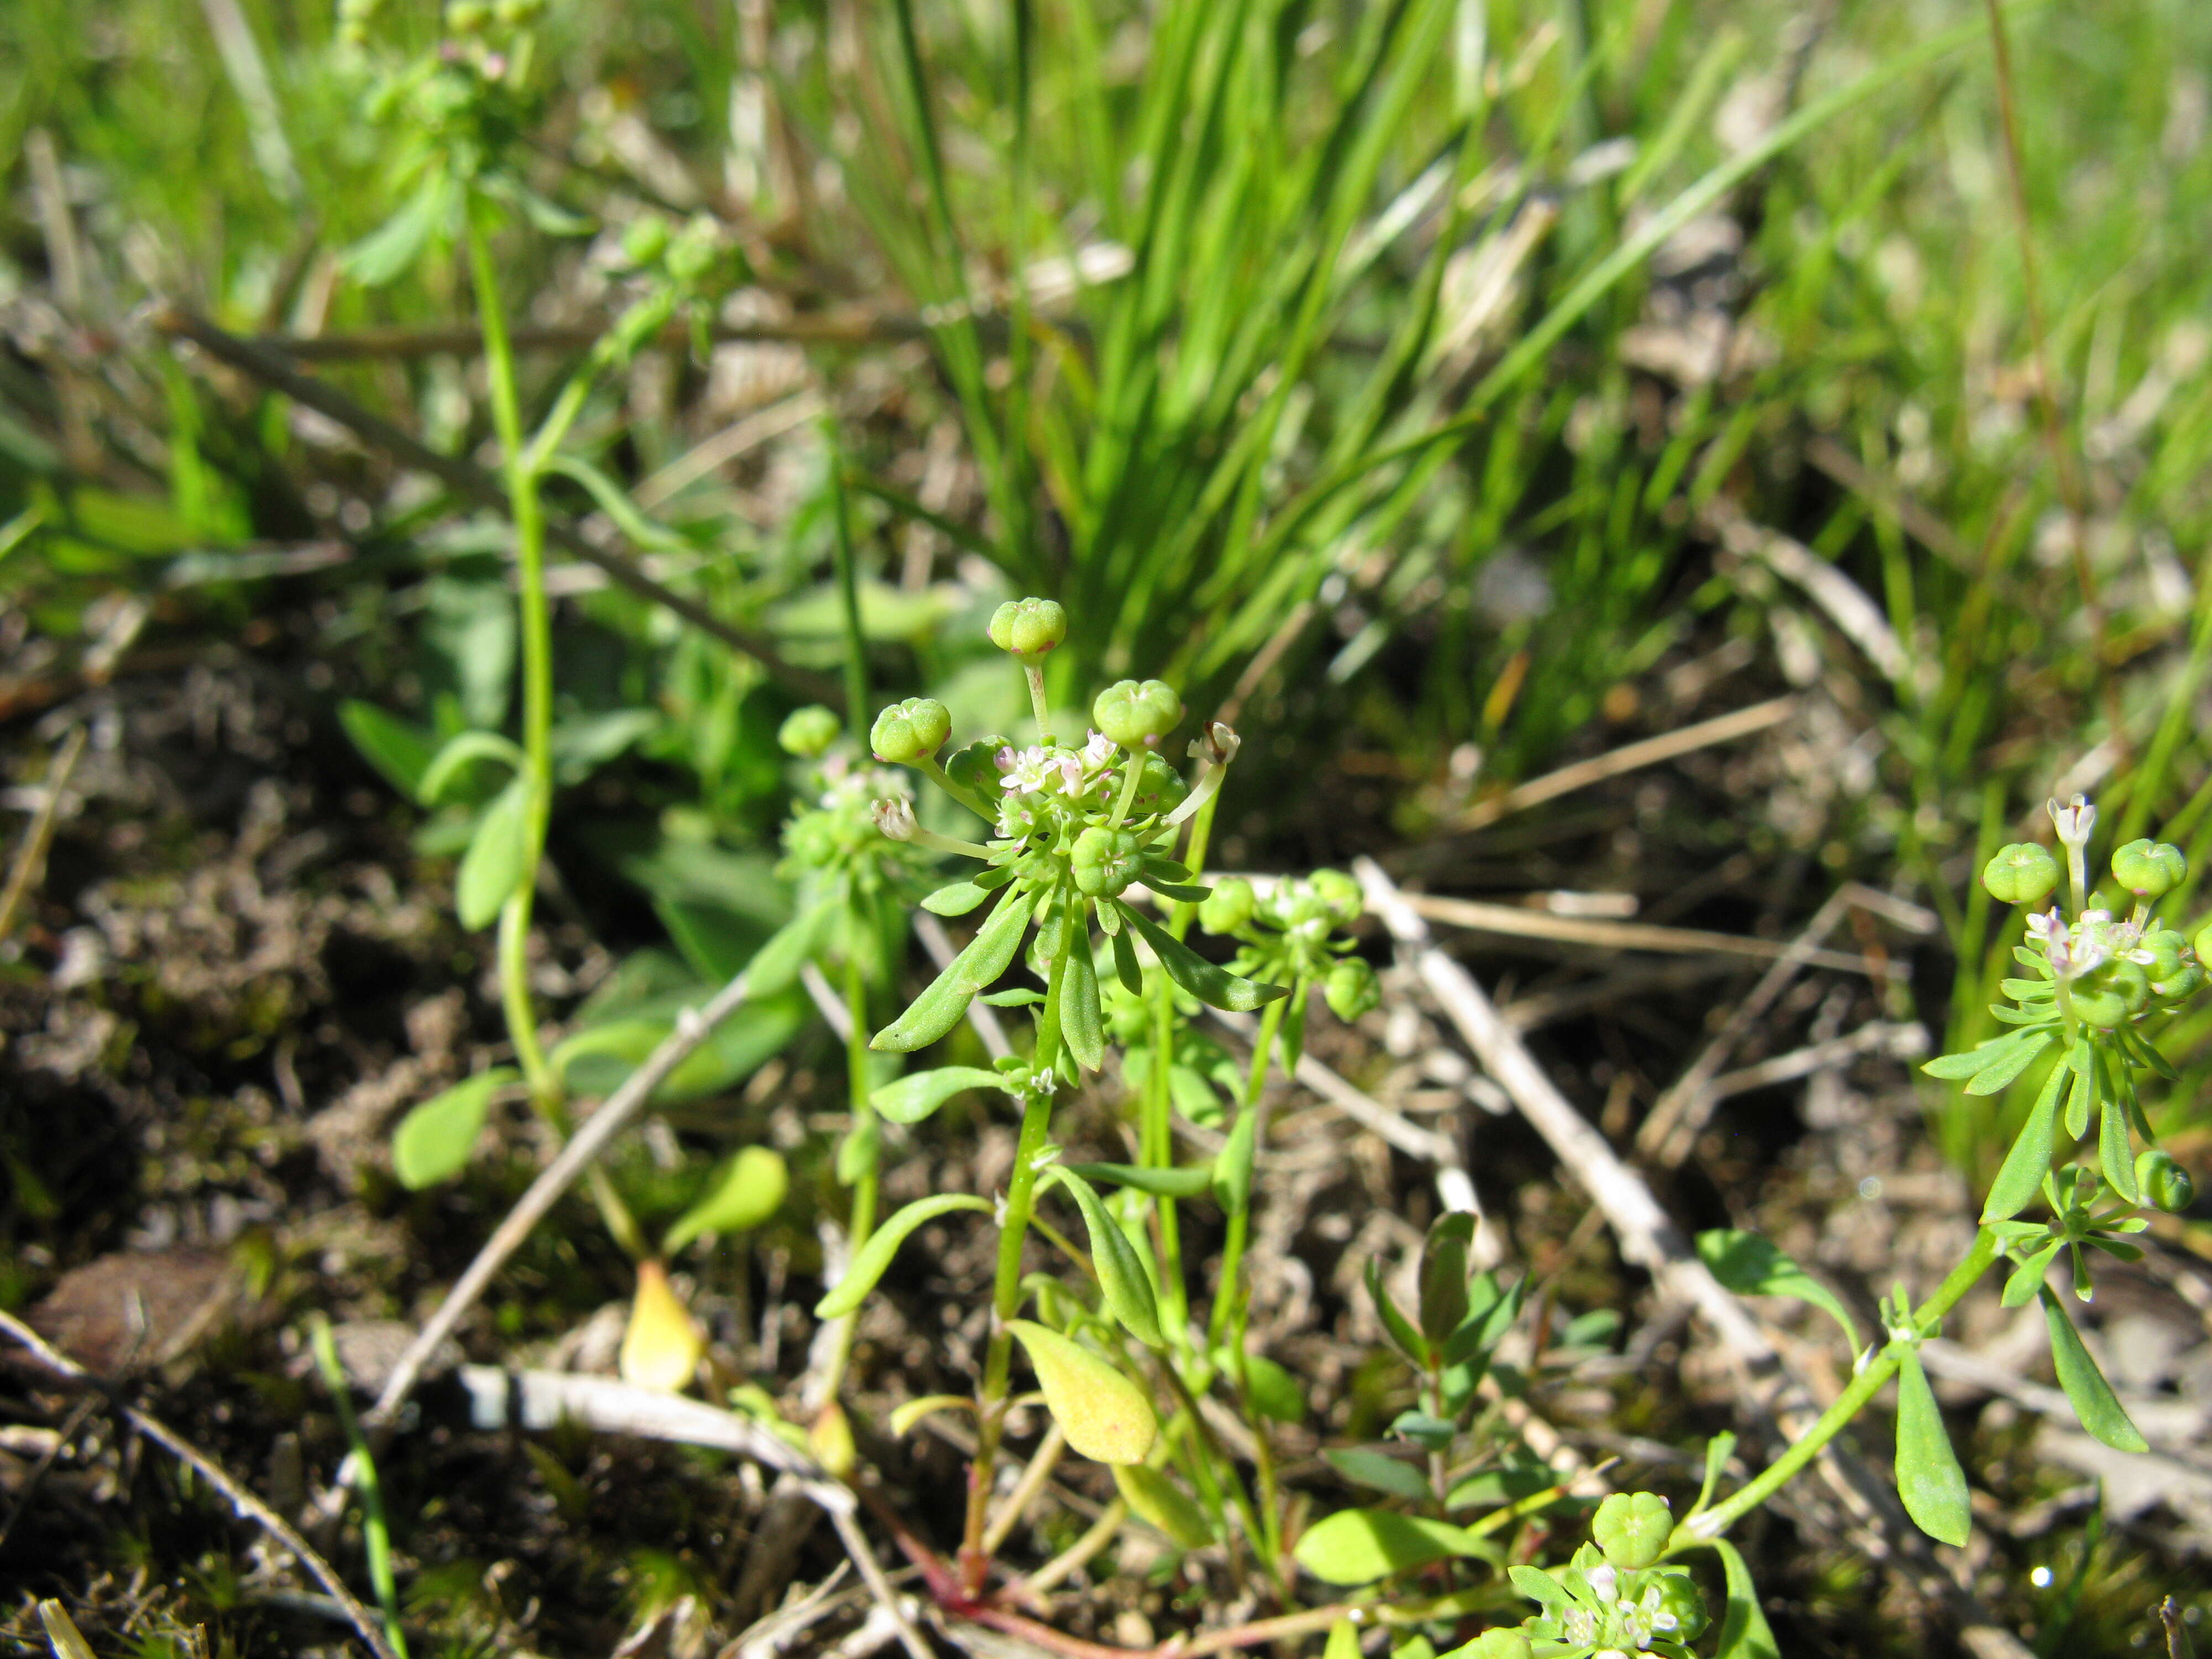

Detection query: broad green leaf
(1063, 935), (1105, 1072)
(340, 701), (439, 798)
(1963, 1029), (2051, 1097)
(1324, 1447), (1432, 1503)
(455, 776), (533, 930)
(1116, 901), (1290, 1013)
(1695, 1229), (1860, 1351)
(1051, 1168), (1164, 1347)
(873, 883), (1032, 1051)
(662, 1146), (788, 1252)
(921, 880), (992, 916)
(1893, 1348), (1971, 1546)
(872, 1065), (1007, 1126)
(1708, 1538), (1780, 1659)
(1293, 1509), (1486, 1584)
(816, 1195), (991, 1319)
(2041, 1286), (2148, 1453)
(1006, 1320), (1156, 1464)
(1064, 1162), (1215, 1199)
(392, 1069), (513, 1188)
(1113, 1464), (1212, 1548)
(418, 729), (527, 804)
(1983, 1057), (2067, 1220)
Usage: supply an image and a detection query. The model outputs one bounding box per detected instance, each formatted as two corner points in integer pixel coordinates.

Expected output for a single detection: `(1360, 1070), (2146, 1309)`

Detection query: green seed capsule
(1323, 957), (1379, 1022)
(2111, 838), (2186, 900)
(1590, 1490), (1671, 1571)
(2137, 1149), (2195, 1213)
(1982, 843), (2060, 905)
(2072, 961), (2148, 1029)
(1092, 679), (1183, 748)
(1071, 827), (1142, 899)
(1199, 877), (1256, 935)
(1642, 1571), (1709, 1642)
(987, 597), (1067, 659)
(778, 705), (840, 759)
(870, 698), (952, 763)
(1310, 868), (1363, 925)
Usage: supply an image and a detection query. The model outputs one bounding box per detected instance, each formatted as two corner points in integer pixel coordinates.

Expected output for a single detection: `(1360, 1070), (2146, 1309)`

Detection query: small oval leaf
(815, 1195), (991, 1319)
(392, 1070), (513, 1189)
(1291, 1509), (1485, 1584)
(1051, 1168), (1164, 1347)
(1893, 1348), (1971, 1546)
(663, 1146), (788, 1253)
(1006, 1320), (1156, 1465)
(455, 776), (534, 930)
(872, 1066), (1008, 1126)
(1324, 1447), (1433, 1503)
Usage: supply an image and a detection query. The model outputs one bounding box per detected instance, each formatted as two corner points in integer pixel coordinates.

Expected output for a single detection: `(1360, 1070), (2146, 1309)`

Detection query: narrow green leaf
(871, 1065), (1008, 1126)
(1114, 1465), (1212, 1548)
(1983, 1057), (2067, 1220)
(1418, 1212), (1477, 1346)
(1213, 1103), (1258, 1215)
(1963, 1030), (2051, 1096)
(346, 170), (454, 286)
(815, 1195), (990, 1318)
(1145, 880), (1214, 902)
(2100, 1087), (2141, 1204)
(391, 1069), (513, 1188)
(2065, 1040), (2096, 1141)
(2002, 1240), (2063, 1308)
(1117, 900), (1289, 1013)
(1051, 1167), (1163, 1347)
(748, 900), (836, 997)
(1695, 1229), (1860, 1351)
(1063, 936), (1105, 1072)
(1893, 1348), (1971, 1546)
(1324, 1447), (1433, 1503)
(1291, 1509), (1488, 1584)
(1110, 924), (1144, 996)
(1692, 1431), (1738, 1517)
(1923, 1034), (2023, 1081)
(873, 882), (1032, 1051)
(1708, 1538), (1780, 1659)
(2041, 1286), (2148, 1452)
(1365, 1255), (1430, 1368)
(662, 1146), (788, 1252)
(1239, 1349), (1304, 1423)
(1064, 1161), (1215, 1199)
(455, 776), (533, 930)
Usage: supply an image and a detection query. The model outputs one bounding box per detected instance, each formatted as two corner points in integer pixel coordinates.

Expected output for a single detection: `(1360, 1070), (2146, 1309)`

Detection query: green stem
(309, 1317), (409, 1659)
(1681, 1226), (2000, 1543)
(1107, 747), (1147, 830)
(1209, 996), (1287, 1350)
(963, 1078), (1058, 1594)
(821, 948), (880, 1402)
(1024, 662), (1053, 743)
(825, 420), (871, 740)
(922, 752), (999, 821)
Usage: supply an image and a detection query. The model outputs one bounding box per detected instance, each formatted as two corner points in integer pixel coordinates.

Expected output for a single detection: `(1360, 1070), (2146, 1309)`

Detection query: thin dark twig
(149, 305), (844, 708)
(0, 1310), (401, 1659)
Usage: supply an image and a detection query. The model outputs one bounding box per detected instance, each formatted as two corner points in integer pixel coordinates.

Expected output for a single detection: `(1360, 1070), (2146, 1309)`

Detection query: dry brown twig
(0, 724), (87, 946)
(0, 1308), (402, 1659)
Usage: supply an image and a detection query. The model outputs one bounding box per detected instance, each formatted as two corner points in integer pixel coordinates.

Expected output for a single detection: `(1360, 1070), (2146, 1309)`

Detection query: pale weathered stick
(1705, 503), (1908, 682)
(1449, 696), (1798, 831)
(1399, 890), (1899, 976)
(1703, 1021), (1928, 1107)
(367, 968), (757, 1425)
(0, 1311), (401, 1659)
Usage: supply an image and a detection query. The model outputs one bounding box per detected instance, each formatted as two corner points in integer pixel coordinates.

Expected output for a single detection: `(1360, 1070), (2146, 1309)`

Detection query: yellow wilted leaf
(619, 1259), (703, 1392)
(1006, 1320), (1155, 1465)
(811, 1399), (857, 1479)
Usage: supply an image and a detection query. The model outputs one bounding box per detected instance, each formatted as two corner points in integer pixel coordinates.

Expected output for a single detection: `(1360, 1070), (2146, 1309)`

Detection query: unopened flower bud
(2137, 1149), (2195, 1213)
(944, 735), (1011, 797)
(2111, 838), (2186, 900)
(1590, 1491), (1671, 1571)
(1644, 1572), (1709, 1641)
(1093, 679), (1183, 748)
(987, 597), (1067, 659)
(1983, 843), (2059, 906)
(2048, 794), (2097, 850)
(2073, 959), (2148, 1029)
(1311, 868), (1363, 925)
(1324, 957), (1379, 1022)
(871, 798), (918, 841)
(665, 215), (722, 284)
(778, 705), (839, 758)
(621, 213), (672, 268)
(1071, 826), (1142, 898)
(870, 697), (952, 763)
(1199, 877), (1256, 935)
